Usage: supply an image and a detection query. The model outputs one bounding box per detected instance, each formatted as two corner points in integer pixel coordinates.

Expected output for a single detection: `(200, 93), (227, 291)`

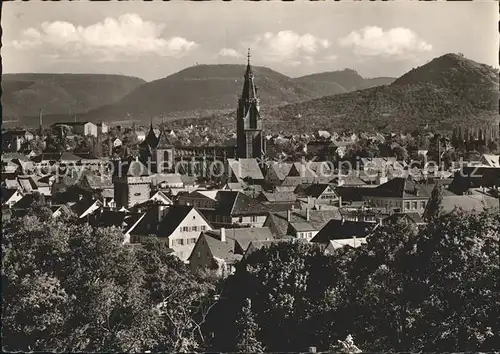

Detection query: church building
(236, 50), (266, 161)
(138, 49), (266, 174)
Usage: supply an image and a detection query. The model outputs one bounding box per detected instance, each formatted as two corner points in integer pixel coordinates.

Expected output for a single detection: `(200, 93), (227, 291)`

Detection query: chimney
(306, 208), (310, 221)
(338, 195), (342, 207)
(287, 210), (291, 222)
(220, 227), (226, 243)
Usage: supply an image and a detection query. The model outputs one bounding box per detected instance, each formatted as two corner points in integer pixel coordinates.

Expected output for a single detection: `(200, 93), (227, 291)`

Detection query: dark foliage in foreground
(207, 209), (499, 352)
(2, 207), (498, 352)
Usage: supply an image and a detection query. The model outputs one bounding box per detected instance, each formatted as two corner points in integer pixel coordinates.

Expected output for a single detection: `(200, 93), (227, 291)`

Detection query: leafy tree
(234, 298), (264, 353)
(2, 213), (217, 353)
(392, 145), (409, 162)
(423, 184), (444, 221)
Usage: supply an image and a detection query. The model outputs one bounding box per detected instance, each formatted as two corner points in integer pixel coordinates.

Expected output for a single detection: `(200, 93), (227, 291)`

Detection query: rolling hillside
(1, 73), (146, 121)
(262, 53), (499, 133)
(7, 65), (397, 127)
(294, 69), (395, 98)
(71, 65), (315, 123)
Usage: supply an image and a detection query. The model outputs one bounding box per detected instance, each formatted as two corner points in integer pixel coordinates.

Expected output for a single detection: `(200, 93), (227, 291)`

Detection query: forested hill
(262, 53), (499, 133)
(2, 73), (146, 120)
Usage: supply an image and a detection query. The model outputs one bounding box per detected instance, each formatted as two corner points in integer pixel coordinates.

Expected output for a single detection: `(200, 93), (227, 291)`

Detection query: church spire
(242, 48), (258, 103)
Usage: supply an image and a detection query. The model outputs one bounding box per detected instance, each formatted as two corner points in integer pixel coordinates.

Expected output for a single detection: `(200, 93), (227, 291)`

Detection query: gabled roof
(1, 188), (20, 204)
(258, 191), (297, 203)
(215, 191), (269, 216)
(156, 129), (176, 149)
(227, 158), (264, 181)
(17, 176), (38, 193)
(205, 227), (274, 254)
(11, 194), (37, 209)
(481, 154), (500, 167)
(441, 194), (499, 214)
(267, 209), (342, 238)
(4, 179), (19, 189)
(311, 219), (377, 243)
(156, 205), (210, 237)
(295, 183), (336, 198)
(289, 222), (316, 232)
(197, 233), (242, 264)
(70, 198), (102, 218)
(83, 175), (113, 189)
(140, 124), (159, 149)
(244, 238), (297, 258)
(154, 173), (183, 185)
(290, 162), (318, 178)
(268, 162), (292, 180)
(371, 177), (431, 199)
(94, 210), (145, 230)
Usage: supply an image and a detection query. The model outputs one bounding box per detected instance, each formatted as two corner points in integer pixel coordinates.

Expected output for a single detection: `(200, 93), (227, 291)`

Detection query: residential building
(128, 205), (213, 262)
(264, 208), (342, 241)
(1, 189), (24, 207)
(112, 138), (122, 148)
(52, 122), (98, 137)
(310, 218), (377, 247)
(97, 122), (109, 134)
(189, 226), (274, 275)
(177, 190), (218, 210)
(265, 162), (292, 185)
(363, 177), (436, 214)
(480, 154), (500, 168)
(227, 158), (265, 185)
(207, 191), (270, 228)
(294, 183), (340, 205)
(2, 130), (35, 152)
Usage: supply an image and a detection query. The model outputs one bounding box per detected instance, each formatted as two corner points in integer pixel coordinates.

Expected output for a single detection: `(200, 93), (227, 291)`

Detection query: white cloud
(247, 30), (331, 64)
(218, 48), (242, 58)
(339, 26), (432, 59)
(10, 14), (197, 61)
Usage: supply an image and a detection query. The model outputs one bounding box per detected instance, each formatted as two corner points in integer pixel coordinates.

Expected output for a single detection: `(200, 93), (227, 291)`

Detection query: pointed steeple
(241, 48), (258, 104)
(143, 119), (158, 149)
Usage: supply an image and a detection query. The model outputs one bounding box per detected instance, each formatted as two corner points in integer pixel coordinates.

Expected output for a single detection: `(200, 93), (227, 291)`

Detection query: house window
(181, 226), (189, 232)
(420, 201), (426, 209)
(134, 192), (141, 196)
(412, 201), (418, 210)
(250, 216), (258, 223)
(405, 202), (410, 210)
(200, 225), (207, 231)
(191, 226), (197, 232)
(176, 239), (185, 246)
(190, 238), (197, 244)
(238, 216), (243, 223)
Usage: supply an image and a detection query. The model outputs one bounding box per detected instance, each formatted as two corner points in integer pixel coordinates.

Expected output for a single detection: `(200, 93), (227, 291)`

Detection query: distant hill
(261, 53), (499, 133)
(69, 65), (315, 123)
(294, 69), (395, 97)
(8, 65), (398, 127)
(1, 73), (146, 121)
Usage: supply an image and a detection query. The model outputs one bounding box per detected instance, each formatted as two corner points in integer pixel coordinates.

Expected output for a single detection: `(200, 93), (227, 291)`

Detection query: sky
(2, 0), (498, 81)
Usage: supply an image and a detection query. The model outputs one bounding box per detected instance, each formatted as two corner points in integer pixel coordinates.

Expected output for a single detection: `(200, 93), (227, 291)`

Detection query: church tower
(236, 49), (265, 160)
